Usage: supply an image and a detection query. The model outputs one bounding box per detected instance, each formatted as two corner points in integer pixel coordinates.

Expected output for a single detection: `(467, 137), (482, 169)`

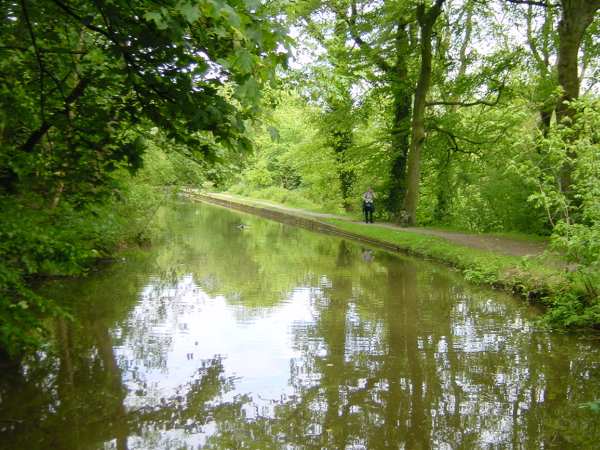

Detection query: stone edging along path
(186, 191), (408, 254)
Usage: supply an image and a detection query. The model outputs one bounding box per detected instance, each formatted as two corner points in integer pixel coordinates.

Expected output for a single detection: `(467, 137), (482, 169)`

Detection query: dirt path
(201, 192), (549, 258)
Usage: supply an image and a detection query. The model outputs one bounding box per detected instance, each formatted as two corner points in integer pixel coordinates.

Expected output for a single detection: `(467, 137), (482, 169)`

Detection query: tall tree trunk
(556, 0), (599, 193)
(387, 23), (412, 220)
(403, 0), (445, 225)
(331, 18), (356, 211)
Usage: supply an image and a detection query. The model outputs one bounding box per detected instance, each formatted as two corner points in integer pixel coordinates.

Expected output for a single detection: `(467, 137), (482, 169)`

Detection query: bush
(0, 175), (168, 358)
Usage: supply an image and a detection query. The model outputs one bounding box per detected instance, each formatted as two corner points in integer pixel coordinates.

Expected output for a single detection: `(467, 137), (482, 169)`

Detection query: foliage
(0, 174), (159, 356)
(2, 0), (600, 357)
(229, 91), (346, 213)
(506, 98), (600, 326)
(0, 0), (287, 357)
(234, 0), (599, 233)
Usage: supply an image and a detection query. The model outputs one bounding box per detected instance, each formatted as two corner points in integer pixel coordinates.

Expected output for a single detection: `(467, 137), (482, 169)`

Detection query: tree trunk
(386, 23), (412, 220)
(403, 1), (445, 225)
(556, 0), (599, 193)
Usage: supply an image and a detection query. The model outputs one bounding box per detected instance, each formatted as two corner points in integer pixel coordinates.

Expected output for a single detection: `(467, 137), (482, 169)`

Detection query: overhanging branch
(0, 45), (87, 54)
(50, 0), (112, 40)
(504, 0), (558, 8)
(427, 85), (504, 108)
(20, 0), (46, 121)
(429, 125), (486, 147)
(20, 77), (91, 153)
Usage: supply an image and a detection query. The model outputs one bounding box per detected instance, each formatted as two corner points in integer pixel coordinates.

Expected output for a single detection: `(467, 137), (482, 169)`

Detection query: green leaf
(144, 10), (168, 30)
(86, 49), (105, 65)
(267, 126), (280, 141)
(580, 400), (600, 413)
(236, 77), (259, 103)
(179, 1), (201, 23)
(221, 5), (241, 28)
(233, 48), (254, 74)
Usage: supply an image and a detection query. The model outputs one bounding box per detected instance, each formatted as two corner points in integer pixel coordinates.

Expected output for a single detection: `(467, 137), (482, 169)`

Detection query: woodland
(0, 0), (599, 358)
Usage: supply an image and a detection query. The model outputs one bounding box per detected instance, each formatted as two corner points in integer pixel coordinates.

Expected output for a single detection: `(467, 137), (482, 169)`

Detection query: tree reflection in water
(1, 202), (600, 449)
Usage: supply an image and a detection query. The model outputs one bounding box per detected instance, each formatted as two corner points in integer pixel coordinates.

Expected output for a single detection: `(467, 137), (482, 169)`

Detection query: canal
(1, 201), (599, 449)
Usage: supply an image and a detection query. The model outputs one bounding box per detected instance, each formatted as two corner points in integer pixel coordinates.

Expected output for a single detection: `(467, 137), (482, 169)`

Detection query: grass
(222, 189), (355, 218)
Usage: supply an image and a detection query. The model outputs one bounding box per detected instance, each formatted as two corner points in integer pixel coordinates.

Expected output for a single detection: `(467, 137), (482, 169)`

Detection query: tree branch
(20, 0), (46, 122)
(427, 98), (496, 107)
(51, 0), (175, 104)
(526, 4), (545, 68)
(0, 45), (87, 54)
(50, 0), (112, 40)
(504, 0), (556, 7)
(427, 85), (504, 108)
(20, 77), (91, 153)
(338, 0), (393, 73)
(429, 125), (486, 147)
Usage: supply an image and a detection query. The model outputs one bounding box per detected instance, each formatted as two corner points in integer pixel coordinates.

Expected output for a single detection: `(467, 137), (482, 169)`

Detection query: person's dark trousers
(363, 202), (374, 223)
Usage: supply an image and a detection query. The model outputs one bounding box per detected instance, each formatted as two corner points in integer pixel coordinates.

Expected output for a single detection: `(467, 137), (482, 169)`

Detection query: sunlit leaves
(231, 48), (256, 74)
(236, 77), (260, 103)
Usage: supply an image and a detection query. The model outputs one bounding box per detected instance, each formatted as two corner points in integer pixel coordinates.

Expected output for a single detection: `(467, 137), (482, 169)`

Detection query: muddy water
(1, 202), (599, 450)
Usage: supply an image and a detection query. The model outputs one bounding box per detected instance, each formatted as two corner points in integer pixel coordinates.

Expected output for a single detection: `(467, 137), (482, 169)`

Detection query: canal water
(1, 201), (599, 449)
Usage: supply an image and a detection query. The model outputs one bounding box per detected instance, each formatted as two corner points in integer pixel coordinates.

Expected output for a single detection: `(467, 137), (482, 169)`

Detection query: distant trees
(237, 0), (598, 229)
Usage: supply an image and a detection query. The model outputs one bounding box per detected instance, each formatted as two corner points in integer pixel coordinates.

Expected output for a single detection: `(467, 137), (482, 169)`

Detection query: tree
(339, 0), (415, 219)
(0, 0), (287, 357)
(282, 2), (359, 210)
(403, 0), (445, 225)
(555, 0), (599, 193)
(505, 0), (600, 193)
(1, 0), (286, 200)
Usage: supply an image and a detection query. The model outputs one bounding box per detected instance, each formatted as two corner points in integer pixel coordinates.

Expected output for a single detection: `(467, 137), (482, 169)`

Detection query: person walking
(362, 187), (375, 223)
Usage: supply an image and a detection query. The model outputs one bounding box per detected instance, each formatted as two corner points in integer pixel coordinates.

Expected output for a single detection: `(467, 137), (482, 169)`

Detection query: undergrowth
(0, 185), (166, 358)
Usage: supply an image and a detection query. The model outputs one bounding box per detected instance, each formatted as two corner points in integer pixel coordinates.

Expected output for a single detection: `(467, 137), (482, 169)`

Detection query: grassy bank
(326, 219), (559, 293)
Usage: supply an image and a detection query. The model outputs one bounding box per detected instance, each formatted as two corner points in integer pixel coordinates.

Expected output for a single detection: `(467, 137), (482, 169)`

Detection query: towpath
(192, 192), (549, 258)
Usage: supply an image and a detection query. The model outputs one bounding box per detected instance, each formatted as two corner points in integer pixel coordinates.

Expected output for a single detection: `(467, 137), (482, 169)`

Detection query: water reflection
(1, 202), (599, 449)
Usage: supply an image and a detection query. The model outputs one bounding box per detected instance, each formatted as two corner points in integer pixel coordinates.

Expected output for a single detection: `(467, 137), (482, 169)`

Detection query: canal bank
(186, 190), (588, 327)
